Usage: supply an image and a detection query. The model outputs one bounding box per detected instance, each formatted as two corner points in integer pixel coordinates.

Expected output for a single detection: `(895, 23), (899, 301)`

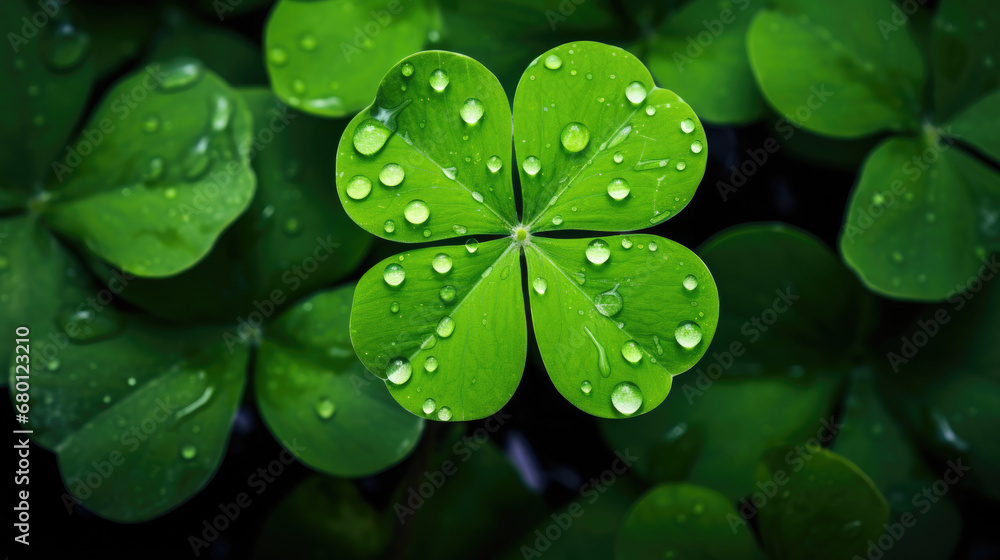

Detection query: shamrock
(336, 41), (720, 420)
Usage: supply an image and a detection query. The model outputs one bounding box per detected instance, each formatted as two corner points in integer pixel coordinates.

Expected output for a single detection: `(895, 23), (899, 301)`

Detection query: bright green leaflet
(91, 88), (370, 323)
(645, 0), (765, 125)
(336, 50), (516, 242)
(755, 446), (889, 560)
(515, 42), (708, 232)
(933, 0), (1000, 122)
(42, 59), (257, 277)
(338, 44), (717, 419)
(257, 284), (425, 476)
(351, 239), (527, 421)
(747, 0), (924, 137)
(255, 476), (392, 559)
(525, 235), (718, 417)
(947, 88), (1000, 163)
(24, 323), (247, 522)
(147, 9), (268, 86)
(833, 368), (961, 560)
(264, 0), (429, 117)
(0, 0), (94, 192)
(615, 484), (764, 560)
(840, 136), (1000, 301)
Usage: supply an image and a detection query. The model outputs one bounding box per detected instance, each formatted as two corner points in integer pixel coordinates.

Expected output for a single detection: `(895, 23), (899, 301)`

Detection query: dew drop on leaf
(645, 106), (656, 116)
(583, 326), (611, 378)
(680, 118), (695, 133)
(424, 356), (439, 372)
(379, 163), (405, 186)
(401, 62), (414, 77)
(180, 444), (198, 460)
(621, 341), (642, 363)
(580, 380), (592, 394)
(532, 277), (547, 295)
(683, 275), (698, 290)
(383, 219), (396, 233)
(268, 47), (288, 66)
(544, 54), (562, 69)
(560, 122), (590, 153)
(522, 156), (541, 176)
(552, 215), (563, 226)
(390, 301), (400, 313)
(429, 69), (449, 91)
(487, 155), (503, 173)
(439, 285), (457, 303)
(432, 253), (453, 274)
(403, 200), (430, 224)
(437, 407), (453, 421)
(315, 398), (336, 420)
(611, 382), (643, 415)
(346, 176), (372, 200)
(607, 178), (630, 200)
(585, 239), (611, 264)
(352, 119), (392, 156)
(621, 237), (632, 249)
(460, 98), (485, 124)
(386, 357), (412, 384)
(436, 316), (455, 338)
(158, 60), (202, 91)
(383, 263), (405, 286)
(674, 321), (703, 349)
(594, 284), (623, 317)
(422, 398), (437, 414)
(465, 238), (479, 253)
(690, 140), (703, 154)
(625, 81), (647, 104)
(42, 20), (90, 71)
(613, 152), (624, 163)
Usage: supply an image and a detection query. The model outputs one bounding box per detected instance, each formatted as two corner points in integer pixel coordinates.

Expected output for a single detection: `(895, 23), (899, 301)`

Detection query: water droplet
(607, 178), (630, 200)
(379, 163), (405, 187)
(346, 175), (372, 200)
(353, 119), (392, 156)
(674, 321), (702, 349)
(465, 239), (479, 253)
(284, 218), (301, 235)
(621, 341), (643, 363)
(127, 377), (137, 387)
(586, 239), (611, 265)
(523, 156), (541, 176)
(159, 60), (202, 91)
(560, 122), (590, 153)
(680, 118), (695, 133)
(390, 301), (400, 313)
(625, 81), (647, 104)
(460, 98), (485, 124)
(439, 285), (457, 303)
(386, 357), (412, 384)
(611, 382), (642, 414)
(645, 106), (656, 116)
(141, 157), (165, 184)
(211, 95), (233, 131)
(608, 126), (632, 150)
(544, 54), (562, 69)
(621, 238), (632, 249)
(436, 316), (455, 338)
(484, 155), (503, 174)
(613, 152), (624, 164)
(42, 21), (90, 71)
(422, 398), (437, 414)
(676, 161), (686, 171)
(533, 277), (548, 295)
(595, 284), (623, 317)
(437, 407), (453, 421)
(58, 307), (122, 343)
(383, 263), (405, 286)
(648, 241), (658, 252)
(690, 140), (703, 154)
(453, 224), (467, 234)
(583, 326), (611, 378)
(472, 191), (484, 203)
(269, 47), (288, 66)
(316, 398), (336, 419)
(891, 251), (904, 263)
(142, 115), (160, 134)
(683, 275), (698, 290)
(432, 253), (453, 274)
(401, 62), (414, 77)
(552, 215), (563, 226)
(429, 69), (449, 91)
(404, 200), (430, 224)
(384, 219), (396, 233)
(179, 444), (198, 460)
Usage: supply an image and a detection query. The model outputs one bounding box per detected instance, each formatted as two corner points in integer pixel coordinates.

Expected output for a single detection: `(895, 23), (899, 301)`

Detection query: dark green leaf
(932, 0), (1000, 122)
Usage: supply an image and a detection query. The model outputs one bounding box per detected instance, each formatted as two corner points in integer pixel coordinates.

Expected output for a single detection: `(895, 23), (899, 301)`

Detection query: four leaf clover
(336, 42), (720, 420)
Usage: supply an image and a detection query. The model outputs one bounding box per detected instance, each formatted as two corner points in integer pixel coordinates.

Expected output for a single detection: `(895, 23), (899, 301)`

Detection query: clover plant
(336, 41), (719, 420)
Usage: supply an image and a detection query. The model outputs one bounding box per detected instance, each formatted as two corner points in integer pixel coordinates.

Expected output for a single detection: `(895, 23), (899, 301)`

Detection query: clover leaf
(747, 0), (1000, 300)
(41, 59), (257, 278)
(337, 42), (718, 420)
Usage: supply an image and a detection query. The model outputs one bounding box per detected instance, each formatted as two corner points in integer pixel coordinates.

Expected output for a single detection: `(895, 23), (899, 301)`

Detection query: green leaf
(336, 50), (517, 242)
(946, 87), (1000, 164)
(264, 0), (429, 117)
(351, 239), (526, 420)
(755, 446), (889, 560)
(525, 234), (718, 418)
(645, 0), (765, 125)
(257, 284), (424, 476)
(89, 89), (370, 323)
(147, 8), (268, 86)
(514, 42), (708, 232)
(840, 136), (1000, 301)
(615, 484), (764, 560)
(254, 476), (391, 560)
(832, 368), (961, 560)
(747, 0), (925, 138)
(27, 323), (248, 521)
(932, 0), (1000, 122)
(1, 0), (95, 191)
(42, 59), (257, 277)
